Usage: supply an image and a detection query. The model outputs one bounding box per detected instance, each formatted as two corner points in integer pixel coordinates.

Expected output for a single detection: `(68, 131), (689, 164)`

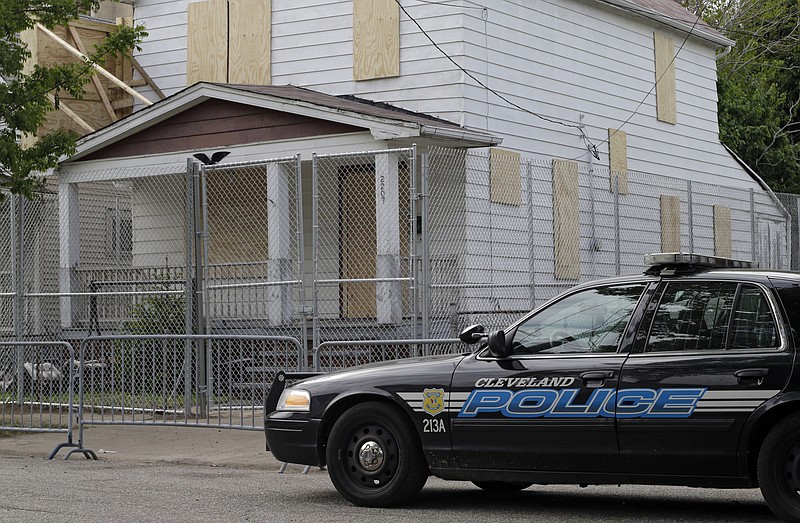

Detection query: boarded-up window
(553, 159), (580, 280)
(608, 129), (628, 194)
(490, 148), (521, 206)
(187, 0), (272, 86)
(353, 0), (399, 81)
(660, 195), (681, 252)
(714, 205), (732, 258)
(654, 32), (676, 124)
(229, 0), (271, 84)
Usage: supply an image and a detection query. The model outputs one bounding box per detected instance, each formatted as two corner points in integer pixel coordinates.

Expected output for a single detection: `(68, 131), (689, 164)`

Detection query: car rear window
(773, 279), (800, 344)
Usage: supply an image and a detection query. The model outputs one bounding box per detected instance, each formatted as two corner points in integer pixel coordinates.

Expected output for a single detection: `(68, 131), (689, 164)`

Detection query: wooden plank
(353, 0), (399, 80)
(608, 128), (628, 194)
(660, 195), (681, 252)
(552, 159), (580, 280)
(187, 0), (229, 85)
(489, 148), (522, 206)
(67, 25), (117, 122)
(714, 205), (732, 257)
(654, 31), (677, 124)
(229, 0), (271, 84)
(35, 23), (152, 105)
(48, 95), (95, 133)
(127, 54), (166, 99)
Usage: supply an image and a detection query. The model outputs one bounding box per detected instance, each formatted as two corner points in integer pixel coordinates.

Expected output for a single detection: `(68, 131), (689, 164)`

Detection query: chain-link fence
(76, 335), (302, 433)
(423, 148), (790, 338)
(0, 341), (80, 458)
(0, 147), (792, 367)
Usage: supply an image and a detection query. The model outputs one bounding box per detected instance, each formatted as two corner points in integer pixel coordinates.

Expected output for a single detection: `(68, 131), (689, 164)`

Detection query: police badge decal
(422, 388), (445, 417)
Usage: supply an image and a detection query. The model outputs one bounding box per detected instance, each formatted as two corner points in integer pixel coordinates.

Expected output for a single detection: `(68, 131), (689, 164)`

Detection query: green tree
(0, 1), (146, 199)
(681, 0), (800, 192)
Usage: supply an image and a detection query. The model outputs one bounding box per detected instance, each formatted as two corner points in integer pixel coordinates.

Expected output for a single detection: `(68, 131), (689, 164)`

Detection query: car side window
(645, 281), (779, 352)
(509, 284), (647, 356)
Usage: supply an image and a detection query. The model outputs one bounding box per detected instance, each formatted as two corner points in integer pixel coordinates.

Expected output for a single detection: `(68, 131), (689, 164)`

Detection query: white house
(45, 0), (790, 343)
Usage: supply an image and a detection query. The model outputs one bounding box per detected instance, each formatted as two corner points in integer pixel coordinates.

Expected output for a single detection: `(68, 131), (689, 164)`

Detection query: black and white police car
(265, 253), (800, 521)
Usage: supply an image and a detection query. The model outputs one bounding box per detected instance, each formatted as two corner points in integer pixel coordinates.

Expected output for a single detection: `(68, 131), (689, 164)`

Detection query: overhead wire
(395, 0), (600, 158)
(576, 3), (704, 161)
(399, 0), (714, 162)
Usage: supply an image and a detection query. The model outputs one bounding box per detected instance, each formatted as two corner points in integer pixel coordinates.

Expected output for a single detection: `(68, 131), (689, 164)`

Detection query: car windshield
(509, 283), (647, 355)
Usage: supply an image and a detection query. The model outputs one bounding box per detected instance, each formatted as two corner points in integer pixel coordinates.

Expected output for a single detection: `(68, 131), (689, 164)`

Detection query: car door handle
(734, 368), (768, 383)
(580, 371), (615, 387)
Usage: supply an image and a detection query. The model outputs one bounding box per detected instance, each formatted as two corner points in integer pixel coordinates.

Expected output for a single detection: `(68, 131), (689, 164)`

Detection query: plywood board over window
(660, 195), (681, 251)
(353, 0), (399, 80)
(187, 0), (272, 86)
(553, 159), (580, 280)
(608, 128), (628, 194)
(654, 31), (677, 124)
(714, 205), (732, 258)
(490, 148), (521, 206)
(229, 0), (271, 84)
(187, 0), (228, 85)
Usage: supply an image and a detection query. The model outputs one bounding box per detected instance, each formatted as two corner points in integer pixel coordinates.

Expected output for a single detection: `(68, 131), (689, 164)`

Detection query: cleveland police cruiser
(265, 253), (800, 521)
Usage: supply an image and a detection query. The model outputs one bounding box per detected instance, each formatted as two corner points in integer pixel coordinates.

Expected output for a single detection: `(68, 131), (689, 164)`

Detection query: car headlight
(277, 388), (311, 411)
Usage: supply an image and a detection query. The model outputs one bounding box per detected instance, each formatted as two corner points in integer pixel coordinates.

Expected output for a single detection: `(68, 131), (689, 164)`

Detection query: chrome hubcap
(358, 441), (384, 471)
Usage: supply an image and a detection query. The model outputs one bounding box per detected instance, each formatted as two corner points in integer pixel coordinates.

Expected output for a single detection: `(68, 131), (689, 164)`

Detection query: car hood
(297, 352), (469, 391)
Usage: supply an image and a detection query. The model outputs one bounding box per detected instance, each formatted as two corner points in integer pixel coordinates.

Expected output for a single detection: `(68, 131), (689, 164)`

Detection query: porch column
(267, 162), (293, 325)
(59, 181), (79, 329)
(376, 152), (402, 324)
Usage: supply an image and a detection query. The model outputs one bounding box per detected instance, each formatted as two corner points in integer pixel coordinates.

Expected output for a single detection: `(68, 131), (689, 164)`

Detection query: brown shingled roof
(217, 83), (466, 131)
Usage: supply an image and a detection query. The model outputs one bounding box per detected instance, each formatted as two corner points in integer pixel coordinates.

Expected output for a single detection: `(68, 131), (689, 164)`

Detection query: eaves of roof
(66, 82), (500, 162)
(597, 0), (734, 47)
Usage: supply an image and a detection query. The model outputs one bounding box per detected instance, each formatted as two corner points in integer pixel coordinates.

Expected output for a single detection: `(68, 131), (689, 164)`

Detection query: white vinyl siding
(131, 0), (759, 190)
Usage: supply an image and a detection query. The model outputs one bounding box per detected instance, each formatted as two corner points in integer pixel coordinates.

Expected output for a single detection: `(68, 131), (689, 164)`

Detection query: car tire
(758, 413), (800, 521)
(326, 401), (428, 507)
(472, 481), (532, 492)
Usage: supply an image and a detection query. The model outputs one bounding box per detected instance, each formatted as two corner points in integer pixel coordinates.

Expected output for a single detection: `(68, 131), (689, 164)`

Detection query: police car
(265, 253), (800, 521)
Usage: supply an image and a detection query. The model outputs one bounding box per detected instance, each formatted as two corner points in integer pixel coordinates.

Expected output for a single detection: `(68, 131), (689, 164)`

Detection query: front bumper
(265, 411), (322, 467)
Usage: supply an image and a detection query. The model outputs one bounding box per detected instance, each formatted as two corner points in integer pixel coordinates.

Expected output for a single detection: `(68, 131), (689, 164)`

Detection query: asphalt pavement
(0, 423), (277, 469)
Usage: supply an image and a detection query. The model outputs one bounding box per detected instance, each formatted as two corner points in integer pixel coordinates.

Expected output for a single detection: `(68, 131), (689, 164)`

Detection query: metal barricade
(313, 338), (468, 372)
(70, 334), (303, 460)
(0, 341), (86, 459)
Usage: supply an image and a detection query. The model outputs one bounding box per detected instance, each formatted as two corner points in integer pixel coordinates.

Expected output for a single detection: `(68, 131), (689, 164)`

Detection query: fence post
(526, 160), (536, 310)
(192, 161), (208, 415)
(293, 154), (309, 370)
(409, 145), (419, 344)
(11, 194), (22, 340)
(184, 159), (195, 414)
(614, 176), (620, 275)
(311, 153), (320, 354)
(420, 151), (430, 342)
(687, 180), (694, 253)
(750, 188), (757, 263)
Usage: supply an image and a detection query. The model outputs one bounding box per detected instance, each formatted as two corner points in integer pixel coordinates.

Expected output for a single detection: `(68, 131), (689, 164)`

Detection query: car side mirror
(487, 329), (511, 359)
(459, 324), (486, 344)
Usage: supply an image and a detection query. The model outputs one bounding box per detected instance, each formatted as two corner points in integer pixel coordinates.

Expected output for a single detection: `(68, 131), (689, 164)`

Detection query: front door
(618, 279), (793, 477)
(450, 282), (649, 472)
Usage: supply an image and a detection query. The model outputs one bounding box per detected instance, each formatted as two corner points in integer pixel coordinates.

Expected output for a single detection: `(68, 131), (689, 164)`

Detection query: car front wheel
(326, 401), (428, 507)
(758, 413), (800, 521)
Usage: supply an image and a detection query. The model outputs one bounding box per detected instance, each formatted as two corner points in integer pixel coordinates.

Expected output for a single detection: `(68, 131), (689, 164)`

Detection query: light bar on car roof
(644, 252), (758, 269)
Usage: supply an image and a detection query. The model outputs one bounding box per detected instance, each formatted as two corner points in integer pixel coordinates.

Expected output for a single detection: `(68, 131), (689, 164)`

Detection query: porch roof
(64, 82), (502, 163)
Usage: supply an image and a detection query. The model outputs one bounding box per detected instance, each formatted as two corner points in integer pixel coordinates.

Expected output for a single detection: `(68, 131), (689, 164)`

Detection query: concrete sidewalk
(0, 423), (293, 471)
